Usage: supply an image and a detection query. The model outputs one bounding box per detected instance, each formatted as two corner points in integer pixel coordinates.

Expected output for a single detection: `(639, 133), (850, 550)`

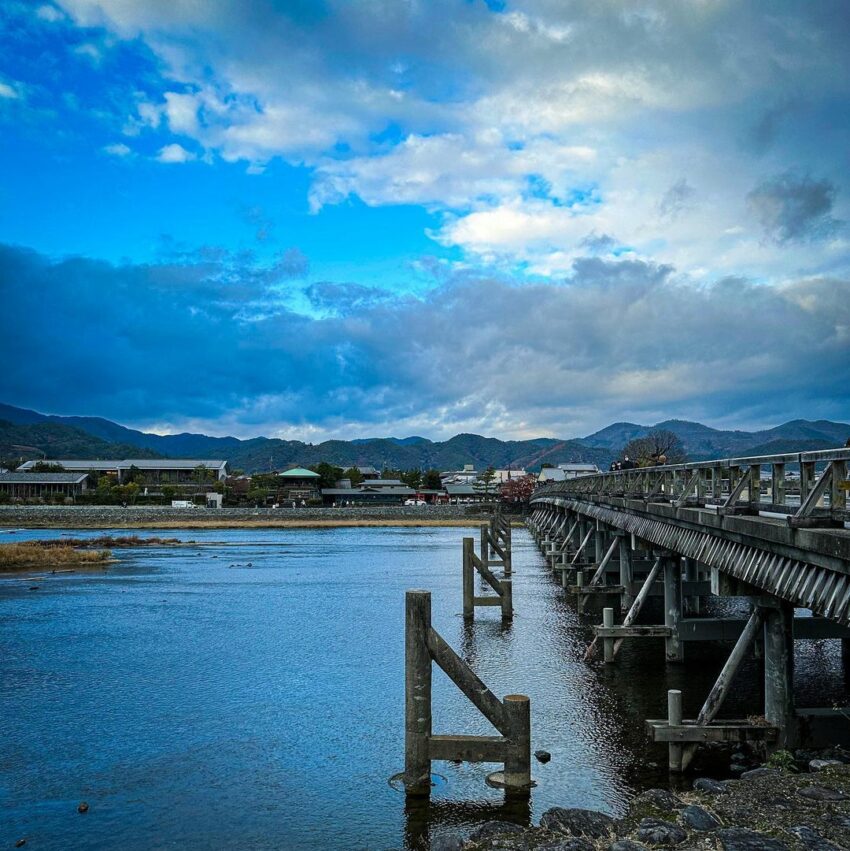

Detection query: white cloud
(36, 4), (65, 22)
(73, 41), (103, 63)
(156, 143), (195, 163)
(103, 142), (131, 157)
(47, 1), (850, 285)
(0, 81), (20, 100)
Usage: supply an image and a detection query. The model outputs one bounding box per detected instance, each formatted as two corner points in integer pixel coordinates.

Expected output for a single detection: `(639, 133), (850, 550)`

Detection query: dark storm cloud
(747, 172), (841, 243)
(1, 243), (848, 436)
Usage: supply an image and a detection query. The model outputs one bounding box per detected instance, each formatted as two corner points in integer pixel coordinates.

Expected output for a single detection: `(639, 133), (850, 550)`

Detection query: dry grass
(0, 542), (111, 572)
(32, 535), (182, 548)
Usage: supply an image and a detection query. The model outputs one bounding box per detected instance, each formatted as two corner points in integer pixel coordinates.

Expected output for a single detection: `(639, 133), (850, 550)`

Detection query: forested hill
(1, 403), (847, 474)
(0, 420), (162, 464)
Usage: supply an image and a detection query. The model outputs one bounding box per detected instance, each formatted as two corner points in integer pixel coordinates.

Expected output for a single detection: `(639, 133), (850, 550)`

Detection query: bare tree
(619, 429), (687, 466)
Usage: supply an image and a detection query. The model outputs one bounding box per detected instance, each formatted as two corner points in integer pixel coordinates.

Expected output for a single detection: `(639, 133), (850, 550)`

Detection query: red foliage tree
(499, 474), (537, 504)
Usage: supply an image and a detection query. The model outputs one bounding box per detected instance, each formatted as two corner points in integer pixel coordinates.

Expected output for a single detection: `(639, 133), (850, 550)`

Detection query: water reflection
(1, 526), (848, 849)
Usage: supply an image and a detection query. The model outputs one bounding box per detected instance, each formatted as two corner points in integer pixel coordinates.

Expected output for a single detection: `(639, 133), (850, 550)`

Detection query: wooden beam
(428, 735), (508, 763)
(426, 627), (510, 735)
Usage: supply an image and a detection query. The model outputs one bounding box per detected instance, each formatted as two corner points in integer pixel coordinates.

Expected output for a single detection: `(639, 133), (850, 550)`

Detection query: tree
(477, 465), (497, 495)
(33, 461), (65, 472)
(343, 466), (364, 487)
(422, 469), (442, 490)
(313, 461), (344, 489)
(381, 467), (402, 480)
(620, 429), (687, 466)
(401, 468), (422, 489)
(500, 474), (537, 503)
(193, 464), (210, 486)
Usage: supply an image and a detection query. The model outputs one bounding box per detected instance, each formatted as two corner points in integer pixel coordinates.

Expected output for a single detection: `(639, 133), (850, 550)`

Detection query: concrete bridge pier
(662, 553), (684, 662)
(762, 597), (796, 749)
(618, 532), (634, 609)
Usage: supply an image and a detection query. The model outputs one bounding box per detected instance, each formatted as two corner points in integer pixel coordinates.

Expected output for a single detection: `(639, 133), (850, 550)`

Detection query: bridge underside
(527, 491), (850, 770)
(533, 494), (850, 625)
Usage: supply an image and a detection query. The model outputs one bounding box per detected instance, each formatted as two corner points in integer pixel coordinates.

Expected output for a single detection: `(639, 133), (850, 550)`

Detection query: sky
(0, 0), (848, 442)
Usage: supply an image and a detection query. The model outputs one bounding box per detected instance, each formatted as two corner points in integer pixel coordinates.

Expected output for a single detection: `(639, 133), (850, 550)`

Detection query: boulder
(635, 818), (688, 846)
(786, 825), (843, 851)
(608, 841), (649, 851)
(808, 759), (843, 772)
(797, 785), (849, 802)
(679, 805), (720, 831)
(716, 828), (790, 850)
(537, 840), (594, 851)
(535, 750), (552, 764)
(740, 768), (779, 781)
(468, 821), (525, 842)
(539, 808), (616, 840)
(693, 777), (728, 795)
(629, 789), (685, 814)
(431, 833), (464, 851)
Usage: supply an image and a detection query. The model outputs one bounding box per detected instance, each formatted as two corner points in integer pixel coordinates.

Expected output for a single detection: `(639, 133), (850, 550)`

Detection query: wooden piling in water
(405, 590), (433, 796)
(402, 588), (531, 798)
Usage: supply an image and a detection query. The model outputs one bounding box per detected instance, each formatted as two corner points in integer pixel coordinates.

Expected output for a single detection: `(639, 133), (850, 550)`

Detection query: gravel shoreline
(448, 761), (850, 850)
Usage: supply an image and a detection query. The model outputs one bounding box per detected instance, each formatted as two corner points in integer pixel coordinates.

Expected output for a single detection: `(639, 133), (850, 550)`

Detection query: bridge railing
(533, 447), (850, 528)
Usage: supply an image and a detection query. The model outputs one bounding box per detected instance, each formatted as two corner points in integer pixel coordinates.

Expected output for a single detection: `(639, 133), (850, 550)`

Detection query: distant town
(0, 457), (599, 507)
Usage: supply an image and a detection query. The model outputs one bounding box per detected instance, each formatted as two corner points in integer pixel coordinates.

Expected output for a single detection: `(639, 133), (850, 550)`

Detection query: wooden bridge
(528, 447), (850, 770)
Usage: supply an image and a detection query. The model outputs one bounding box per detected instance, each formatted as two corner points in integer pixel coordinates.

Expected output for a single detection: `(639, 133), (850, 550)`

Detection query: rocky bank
(438, 761), (850, 851)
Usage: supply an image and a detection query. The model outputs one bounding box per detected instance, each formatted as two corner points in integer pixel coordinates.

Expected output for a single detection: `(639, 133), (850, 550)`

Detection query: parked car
(404, 499), (426, 506)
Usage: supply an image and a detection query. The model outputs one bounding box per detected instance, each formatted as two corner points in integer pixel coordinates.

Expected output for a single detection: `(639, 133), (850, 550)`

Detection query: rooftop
(0, 472), (89, 484)
(17, 458), (228, 471)
(278, 467), (321, 478)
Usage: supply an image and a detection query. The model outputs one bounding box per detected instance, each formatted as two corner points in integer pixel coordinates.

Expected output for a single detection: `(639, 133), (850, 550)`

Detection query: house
(444, 483), (489, 503)
(441, 464), (478, 485)
(537, 463), (600, 483)
(0, 472), (90, 501)
(277, 467), (322, 502)
(16, 458), (229, 488)
(322, 482), (416, 505)
(354, 465), (380, 478)
(493, 468), (527, 483)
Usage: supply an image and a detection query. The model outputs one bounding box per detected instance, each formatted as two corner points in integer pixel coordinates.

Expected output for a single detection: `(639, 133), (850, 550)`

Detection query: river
(1, 526), (845, 849)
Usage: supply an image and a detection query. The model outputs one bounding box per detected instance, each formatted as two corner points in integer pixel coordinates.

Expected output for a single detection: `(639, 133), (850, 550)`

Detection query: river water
(1, 526), (846, 849)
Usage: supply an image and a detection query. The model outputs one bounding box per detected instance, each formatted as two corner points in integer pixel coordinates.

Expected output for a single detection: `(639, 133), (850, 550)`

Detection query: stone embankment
(441, 761), (850, 851)
(0, 504), (494, 528)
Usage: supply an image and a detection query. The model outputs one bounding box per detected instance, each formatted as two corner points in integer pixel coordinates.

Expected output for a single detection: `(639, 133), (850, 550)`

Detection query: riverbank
(0, 541), (111, 572)
(0, 504), (499, 529)
(456, 760), (850, 850)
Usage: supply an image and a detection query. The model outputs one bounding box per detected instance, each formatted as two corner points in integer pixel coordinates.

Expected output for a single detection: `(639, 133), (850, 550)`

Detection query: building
(277, 467), (322, 502)
(0, 472), (90, 500)
(17, 459), (228, 487)
(440, 464), (478, 485)
(493, 468), (527, 483)
(444, 483), (489, 503)
(354, 465), (380, 478)
(537, 463), (600, 483)
(322, 478), (416, 505)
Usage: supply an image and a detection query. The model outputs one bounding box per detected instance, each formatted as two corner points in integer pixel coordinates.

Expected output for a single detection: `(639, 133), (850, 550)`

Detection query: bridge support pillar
(663, 555), (684, 662)
(843, 639), (850, 686)
(618, 533), (634, 609)
(763, 598), (796, 749)
(594, 522), (605, 564)
(683, 558), (700, 615)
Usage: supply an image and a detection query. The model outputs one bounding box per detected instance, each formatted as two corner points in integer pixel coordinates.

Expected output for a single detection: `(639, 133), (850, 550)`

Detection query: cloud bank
(1, 243), (847, 440)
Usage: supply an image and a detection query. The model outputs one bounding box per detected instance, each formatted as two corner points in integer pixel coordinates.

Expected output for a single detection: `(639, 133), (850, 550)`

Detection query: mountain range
(1, 403), (847, 474)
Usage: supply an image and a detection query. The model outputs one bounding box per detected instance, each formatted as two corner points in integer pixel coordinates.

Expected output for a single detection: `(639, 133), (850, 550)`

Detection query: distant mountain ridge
(1, 403), (847, 474)
(579, 417), (850, 458)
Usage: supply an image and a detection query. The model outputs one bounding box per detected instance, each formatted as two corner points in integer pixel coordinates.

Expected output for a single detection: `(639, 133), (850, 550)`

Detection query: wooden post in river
(403, 590), (531, 797)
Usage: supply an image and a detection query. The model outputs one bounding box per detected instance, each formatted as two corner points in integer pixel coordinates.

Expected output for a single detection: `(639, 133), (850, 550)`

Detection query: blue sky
(0, 0), (848, 440)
